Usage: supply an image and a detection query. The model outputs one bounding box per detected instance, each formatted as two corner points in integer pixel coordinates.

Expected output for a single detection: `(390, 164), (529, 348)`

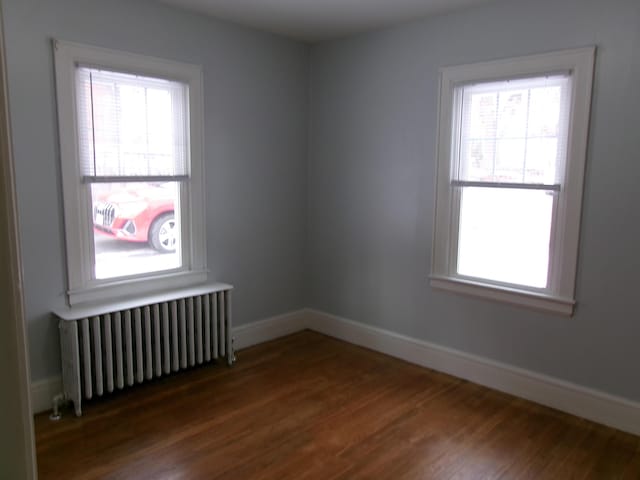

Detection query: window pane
(524, 137), (558, 184)
(495, 138), (526, 181)
(457, 187), (554, 288)
(76, 68), (188, 178)
(91, 182), (181, 279)
(456, 75), (570, 184)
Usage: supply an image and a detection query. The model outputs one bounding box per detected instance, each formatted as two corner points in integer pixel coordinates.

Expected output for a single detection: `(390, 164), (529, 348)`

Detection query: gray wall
(308, 0), (640, 401)
(2, 0), (309, 382)
(5, 0), (640, 404)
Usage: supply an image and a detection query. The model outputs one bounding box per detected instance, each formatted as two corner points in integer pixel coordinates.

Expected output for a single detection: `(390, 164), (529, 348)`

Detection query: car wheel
(149, 213), (176, 253)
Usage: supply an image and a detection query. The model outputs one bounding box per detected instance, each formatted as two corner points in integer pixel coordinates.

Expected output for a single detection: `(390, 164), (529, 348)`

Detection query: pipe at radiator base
(49, 393), (65, 421)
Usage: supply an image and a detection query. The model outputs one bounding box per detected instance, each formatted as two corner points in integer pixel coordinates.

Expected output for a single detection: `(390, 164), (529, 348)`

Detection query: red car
(93, 183), (177, 252)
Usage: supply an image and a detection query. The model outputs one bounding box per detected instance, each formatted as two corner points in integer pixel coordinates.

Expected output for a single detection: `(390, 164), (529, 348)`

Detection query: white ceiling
(158, 0), (496, 42)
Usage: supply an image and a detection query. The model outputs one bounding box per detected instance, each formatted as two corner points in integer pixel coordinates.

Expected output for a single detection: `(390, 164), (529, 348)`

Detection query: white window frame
(431, 48), (595, 315)
(54, 40), (207, 305)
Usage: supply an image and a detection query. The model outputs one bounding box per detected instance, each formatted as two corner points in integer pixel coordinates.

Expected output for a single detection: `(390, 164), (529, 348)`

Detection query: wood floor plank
(34, 331), (640, 480)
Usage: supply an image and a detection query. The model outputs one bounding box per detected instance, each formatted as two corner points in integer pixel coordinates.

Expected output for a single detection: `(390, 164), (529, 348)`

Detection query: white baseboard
(232, 309), (308, 350)
(31, 376), (62, 414)
(31, 307), (640, 437)
(305, 309), (640, 436)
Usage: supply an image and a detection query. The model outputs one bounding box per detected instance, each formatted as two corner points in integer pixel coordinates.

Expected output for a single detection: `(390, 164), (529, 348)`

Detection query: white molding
(55, 281), (232, 320)
(430, 276), (574, 316)
(305, 309), (640, 436)
(232, 309), (308, 350)
(67, 270), (209, 306)
(31, 377), (63, 415)
(32, 307), (640, 437)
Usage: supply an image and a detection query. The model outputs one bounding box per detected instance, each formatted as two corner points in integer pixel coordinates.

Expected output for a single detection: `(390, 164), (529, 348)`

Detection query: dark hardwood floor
(35, 331), (640, 479)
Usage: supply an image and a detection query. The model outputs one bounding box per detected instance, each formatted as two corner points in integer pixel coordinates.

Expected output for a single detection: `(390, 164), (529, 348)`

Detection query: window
(431, 48), (595, 315)
(54, 41), (206, 305)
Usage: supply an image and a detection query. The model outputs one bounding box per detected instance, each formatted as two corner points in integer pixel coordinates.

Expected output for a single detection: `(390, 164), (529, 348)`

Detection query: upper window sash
(75, 67), (190, 181)
(450, 74), (572, 188)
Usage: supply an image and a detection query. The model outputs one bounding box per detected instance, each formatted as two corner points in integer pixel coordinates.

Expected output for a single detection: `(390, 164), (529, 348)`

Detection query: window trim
(431, 47), (595, 315)
(54, 40), (207, 305)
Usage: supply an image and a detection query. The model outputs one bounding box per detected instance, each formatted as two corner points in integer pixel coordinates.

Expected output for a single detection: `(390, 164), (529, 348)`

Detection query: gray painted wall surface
(308, 0), (640, 401)
(3, 0), (309, 381)
(4, 0), (640, 405)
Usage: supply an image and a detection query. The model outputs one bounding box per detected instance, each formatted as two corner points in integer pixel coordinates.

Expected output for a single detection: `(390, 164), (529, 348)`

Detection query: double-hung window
(431, 48), (595, 315)
(54, 41), (206, 305)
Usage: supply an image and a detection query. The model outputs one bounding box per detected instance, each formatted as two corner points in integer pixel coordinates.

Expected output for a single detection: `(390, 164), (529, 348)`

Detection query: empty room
(1, 0), (639, 478)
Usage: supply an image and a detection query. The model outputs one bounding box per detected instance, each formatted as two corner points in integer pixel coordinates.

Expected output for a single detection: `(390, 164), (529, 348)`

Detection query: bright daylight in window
(431, 49), (595, 314)
(77, 67), (185, 279)
(454, 75), (569, 289)
(54, 41), (206, 304)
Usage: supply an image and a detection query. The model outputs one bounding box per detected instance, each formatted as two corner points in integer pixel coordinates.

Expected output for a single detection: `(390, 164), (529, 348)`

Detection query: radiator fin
(144, 305), (152, 381)
(104, 313), (114, 393)
(162, 302), (170, 375)
(212, 294), (218, 359)
(196, 296), (203, 364)
(188, 297), (195, 367)
(124, 310), (134, 387)
(134, 308), (143, 383)
(81, 318), (92, 400)
(170, 300), (179, 372)
(114, 312), (124, 389)
(92, 316), (103, 396)
(204, 294), (211, 362)
(179, 299), (187, 369)
(219, 293), (226, 357)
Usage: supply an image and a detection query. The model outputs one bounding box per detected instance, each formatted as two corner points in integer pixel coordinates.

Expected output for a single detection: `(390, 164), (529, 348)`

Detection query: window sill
(67, 269), (209, 306)
(57, 281), (231, 321)
(429, 275), (575, 316)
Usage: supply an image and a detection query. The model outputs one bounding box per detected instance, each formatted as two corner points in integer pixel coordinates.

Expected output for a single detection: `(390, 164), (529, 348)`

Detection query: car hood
(101, 185), (174, 204)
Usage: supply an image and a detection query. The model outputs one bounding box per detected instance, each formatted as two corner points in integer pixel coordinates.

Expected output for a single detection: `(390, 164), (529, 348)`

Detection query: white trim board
(31, 308), (640, 437)
(232, 309), (309, 350)
(305, 309), (640, 436)
(31, 377), (63, 415)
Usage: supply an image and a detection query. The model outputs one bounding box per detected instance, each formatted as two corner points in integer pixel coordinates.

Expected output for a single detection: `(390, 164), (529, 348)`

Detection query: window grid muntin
(453, 74), (571, 187)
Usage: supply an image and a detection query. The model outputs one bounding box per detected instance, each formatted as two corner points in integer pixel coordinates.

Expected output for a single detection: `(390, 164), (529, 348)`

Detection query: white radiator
(54, 283), (234, 416)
